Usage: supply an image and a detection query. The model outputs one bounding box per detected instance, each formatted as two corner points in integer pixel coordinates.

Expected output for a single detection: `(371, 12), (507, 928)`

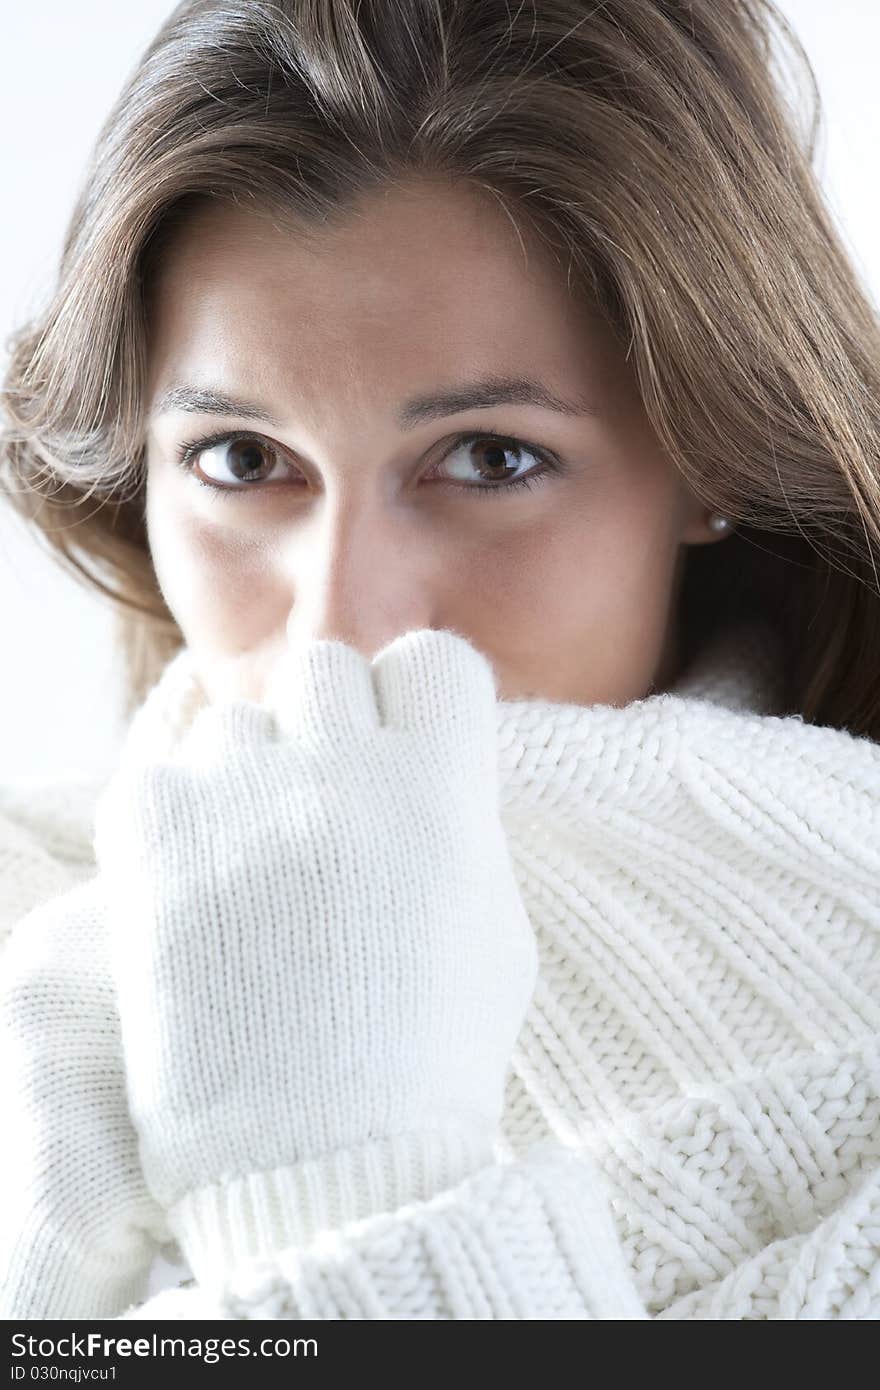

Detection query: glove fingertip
(372, 627), (499, 749)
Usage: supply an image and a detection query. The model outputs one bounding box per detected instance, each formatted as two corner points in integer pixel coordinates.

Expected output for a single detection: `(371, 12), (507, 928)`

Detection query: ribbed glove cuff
(167, 1125), (497, 1282)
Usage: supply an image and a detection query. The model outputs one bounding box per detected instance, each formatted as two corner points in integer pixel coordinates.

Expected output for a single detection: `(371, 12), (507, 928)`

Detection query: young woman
(1, 0), (879, 1320)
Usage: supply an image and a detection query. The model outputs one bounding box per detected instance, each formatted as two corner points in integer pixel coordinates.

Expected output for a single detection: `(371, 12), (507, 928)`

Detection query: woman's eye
(176, 434), (292, 490)
(173, 430), (566, 498)
(435, 436), (559, 496)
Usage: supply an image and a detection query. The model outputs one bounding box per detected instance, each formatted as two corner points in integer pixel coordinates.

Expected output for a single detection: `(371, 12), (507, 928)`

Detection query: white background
(2, 1), (878, 784)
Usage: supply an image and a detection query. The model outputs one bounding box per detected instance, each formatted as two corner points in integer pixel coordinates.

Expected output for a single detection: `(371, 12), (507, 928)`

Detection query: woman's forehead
(144, 186), (625, 423)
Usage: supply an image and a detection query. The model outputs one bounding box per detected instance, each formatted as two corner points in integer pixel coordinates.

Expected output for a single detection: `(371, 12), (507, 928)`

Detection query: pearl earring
(708, 513), (733, 534)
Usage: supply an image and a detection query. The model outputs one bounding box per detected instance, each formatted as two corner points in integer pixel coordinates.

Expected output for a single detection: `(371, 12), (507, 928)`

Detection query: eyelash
(172, 428), (568, 500)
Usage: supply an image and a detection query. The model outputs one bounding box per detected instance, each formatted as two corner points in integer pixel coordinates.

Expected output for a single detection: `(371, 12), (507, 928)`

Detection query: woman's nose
(279, 489), (438, 661)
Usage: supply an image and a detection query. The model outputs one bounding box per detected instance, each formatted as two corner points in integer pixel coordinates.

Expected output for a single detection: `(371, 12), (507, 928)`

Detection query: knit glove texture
(92, 628), (538, 1284)
(0, 876), (173, 1319)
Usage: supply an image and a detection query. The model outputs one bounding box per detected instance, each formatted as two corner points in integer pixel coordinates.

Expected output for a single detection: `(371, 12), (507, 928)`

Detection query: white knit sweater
(2, 619), (879, 1319)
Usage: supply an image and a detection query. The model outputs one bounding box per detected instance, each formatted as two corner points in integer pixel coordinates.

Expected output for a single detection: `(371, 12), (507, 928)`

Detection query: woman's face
(144, 179), (726, 708)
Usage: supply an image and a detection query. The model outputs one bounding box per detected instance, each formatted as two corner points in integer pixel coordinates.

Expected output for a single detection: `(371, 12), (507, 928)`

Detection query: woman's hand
(92, 628), (538, 1282)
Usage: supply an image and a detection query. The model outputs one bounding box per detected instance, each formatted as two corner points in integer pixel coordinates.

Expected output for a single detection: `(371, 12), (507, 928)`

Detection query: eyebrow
(149, 376), (599, 429)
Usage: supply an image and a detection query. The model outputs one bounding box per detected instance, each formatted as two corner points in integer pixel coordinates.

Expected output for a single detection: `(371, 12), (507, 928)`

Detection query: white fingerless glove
(92, 628), (538, 1284)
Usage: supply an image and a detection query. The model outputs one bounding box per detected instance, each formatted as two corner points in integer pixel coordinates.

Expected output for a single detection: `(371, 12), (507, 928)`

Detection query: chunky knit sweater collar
(117, 615), (791, 806)
(122, 619), (880, 1264)
(3, 618), (880, 1320)
(158, 622), (880, 1317)
(0, 617), (788, 873)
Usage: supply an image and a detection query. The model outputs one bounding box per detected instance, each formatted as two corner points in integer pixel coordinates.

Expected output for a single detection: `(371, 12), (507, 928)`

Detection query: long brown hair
(3, 0), (879, 734)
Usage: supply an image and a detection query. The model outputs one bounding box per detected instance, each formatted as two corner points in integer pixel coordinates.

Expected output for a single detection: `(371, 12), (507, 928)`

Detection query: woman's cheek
(148, 498), (292, 696)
